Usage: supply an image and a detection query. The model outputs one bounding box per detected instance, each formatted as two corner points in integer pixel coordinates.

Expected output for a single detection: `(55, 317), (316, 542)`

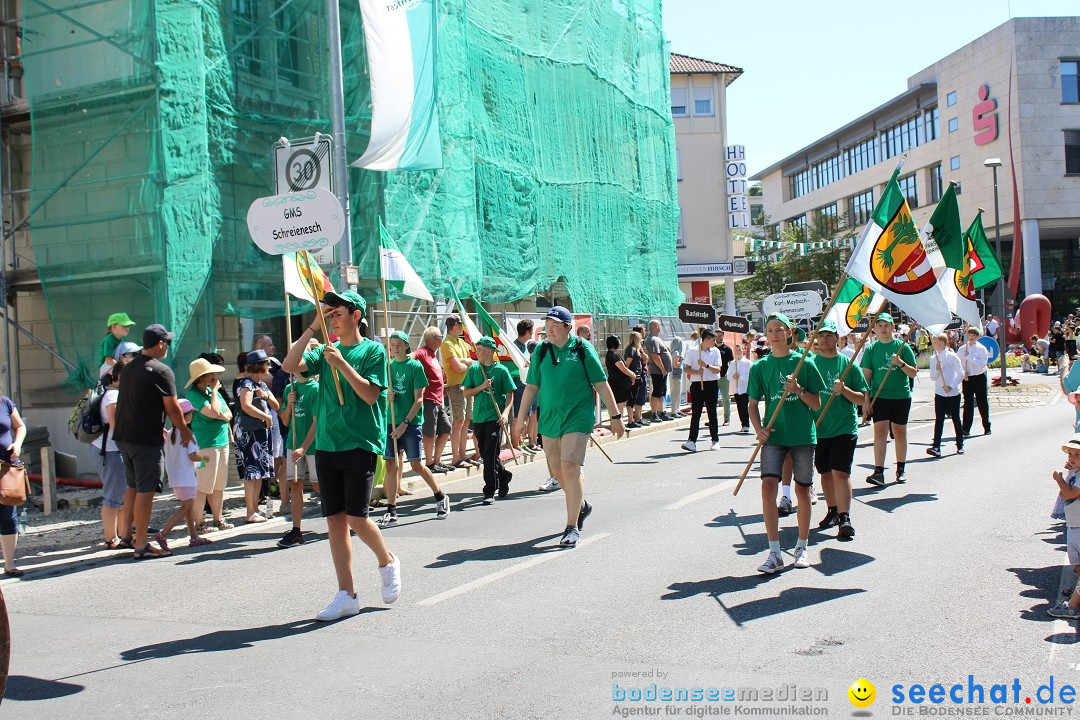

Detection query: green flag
(824, 277), (885, 336)
(924, 183), (964, 270)
(965, 212), (1004, 291)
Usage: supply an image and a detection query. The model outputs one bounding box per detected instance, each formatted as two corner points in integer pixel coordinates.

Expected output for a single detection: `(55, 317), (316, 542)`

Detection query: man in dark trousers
(717, 335), (734, 426)
(956, 327), (991, 437)
(115, 324), (193, 558)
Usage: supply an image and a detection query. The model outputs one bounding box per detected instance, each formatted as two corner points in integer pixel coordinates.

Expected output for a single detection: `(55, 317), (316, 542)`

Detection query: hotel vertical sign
(726, 145), (749, 229)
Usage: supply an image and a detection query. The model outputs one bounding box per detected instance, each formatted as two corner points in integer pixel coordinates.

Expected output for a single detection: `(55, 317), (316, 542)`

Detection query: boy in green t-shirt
(464, 336), (516, 503)
(810, 320), (868, 540)
(98, 312), (135, 376)
(282, 290), (400, 621)
(747, 313), (825, 574)
(378, 331), (449, 526)
(859, 312), (919, 485)
(277, 350), (319, 549)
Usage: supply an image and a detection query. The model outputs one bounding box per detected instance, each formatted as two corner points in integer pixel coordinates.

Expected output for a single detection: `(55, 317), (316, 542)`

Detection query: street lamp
(983, 157), (1005, 386)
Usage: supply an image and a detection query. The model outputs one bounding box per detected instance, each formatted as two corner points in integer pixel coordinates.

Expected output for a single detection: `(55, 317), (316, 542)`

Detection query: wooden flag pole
(733, 274), (850, 496)
(867, 365), (895, 411)
(299, 251), (344, 405)
(815, 319), (878, 425)
(379, 277), (401, 470)
(589, 434), (614, 464)
(477, 361), (519, 466)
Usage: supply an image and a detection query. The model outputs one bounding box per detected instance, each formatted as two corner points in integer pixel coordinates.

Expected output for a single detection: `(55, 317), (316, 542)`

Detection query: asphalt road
(2, 372), (1075, 719)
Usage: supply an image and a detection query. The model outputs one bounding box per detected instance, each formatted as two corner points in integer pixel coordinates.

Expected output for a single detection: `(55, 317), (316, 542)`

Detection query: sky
(662, 0), (1079, 176)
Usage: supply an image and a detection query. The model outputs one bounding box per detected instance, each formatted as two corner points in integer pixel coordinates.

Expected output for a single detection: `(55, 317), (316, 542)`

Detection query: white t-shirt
(91, 388), (120, 453)
(164, 434), (200, 489)
(682, 346), (721, 382)
(1066, 470), (1080, 528)
(729, 357), (752, 394)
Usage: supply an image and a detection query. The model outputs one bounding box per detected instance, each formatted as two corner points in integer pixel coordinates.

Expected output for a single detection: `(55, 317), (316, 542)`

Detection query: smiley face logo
(848, 678), (876, 708)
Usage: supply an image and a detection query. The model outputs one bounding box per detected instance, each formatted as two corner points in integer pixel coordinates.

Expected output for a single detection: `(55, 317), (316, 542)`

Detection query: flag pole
(285, 291), (297, 484)
(867, 366), (895, 412)
(477, 362), (519, 467)
(815, 317), (877, 424)
(299, 251), (345, 405)
(733, 273), (849, 496)
(379, 277), (402, 476)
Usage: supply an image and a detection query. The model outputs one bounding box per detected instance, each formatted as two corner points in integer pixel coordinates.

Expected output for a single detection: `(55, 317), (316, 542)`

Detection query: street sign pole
(326, 0), (354, 290)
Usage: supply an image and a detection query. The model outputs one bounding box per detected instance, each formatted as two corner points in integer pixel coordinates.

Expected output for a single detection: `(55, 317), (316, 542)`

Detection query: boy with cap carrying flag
(810, 320), (867, 540)
(512, 307), (625, 548)
(282, 289), (401, 621)
(860, 313), (919, 485)
(463, 336), (516, 504)
(747, 313), (826, 573)
(378, 330), (450, 526)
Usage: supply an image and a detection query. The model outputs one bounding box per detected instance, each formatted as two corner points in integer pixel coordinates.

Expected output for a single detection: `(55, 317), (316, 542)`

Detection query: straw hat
(186, 357), (225, 388)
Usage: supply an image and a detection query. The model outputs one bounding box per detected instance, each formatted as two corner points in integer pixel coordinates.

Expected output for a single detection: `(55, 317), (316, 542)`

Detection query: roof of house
(669, 52), (743, 85)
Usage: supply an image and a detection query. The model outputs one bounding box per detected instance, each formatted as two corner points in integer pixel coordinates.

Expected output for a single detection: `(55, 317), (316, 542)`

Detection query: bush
(988, 354), (1022, 369)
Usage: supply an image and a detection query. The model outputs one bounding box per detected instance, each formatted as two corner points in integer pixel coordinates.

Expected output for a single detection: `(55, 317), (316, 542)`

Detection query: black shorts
(634, 376), (649, 406)
(650, 373), (667, 399)
(814, 434), (858, 475)
(611, 379), (631, 405)
(315, 448), (377, 518)
(116, 441), (164, 494)
(871, 397), (911, 425)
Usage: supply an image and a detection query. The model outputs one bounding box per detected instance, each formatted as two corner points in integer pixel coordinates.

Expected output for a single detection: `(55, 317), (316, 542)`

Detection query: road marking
(415, 532), (611, 606)
(666, 480), (738, 510)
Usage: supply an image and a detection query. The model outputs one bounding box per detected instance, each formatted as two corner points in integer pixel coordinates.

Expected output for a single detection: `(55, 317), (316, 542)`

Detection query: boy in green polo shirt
(810, 320), (868, 540)
(277, 359), (319, 548)
(463, 336), (516, 504)
(282, 289), (400, 621)
(747, 313), (826, 573)
(859, 312), (918, 486)
(378, 331), (449, 526)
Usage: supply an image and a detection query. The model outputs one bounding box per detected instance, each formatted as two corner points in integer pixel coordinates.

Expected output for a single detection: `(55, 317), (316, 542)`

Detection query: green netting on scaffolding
(23, 0), (679, 390)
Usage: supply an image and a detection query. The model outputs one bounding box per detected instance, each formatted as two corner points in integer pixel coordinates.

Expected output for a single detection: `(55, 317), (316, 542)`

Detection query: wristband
(610, 413), (623, 420)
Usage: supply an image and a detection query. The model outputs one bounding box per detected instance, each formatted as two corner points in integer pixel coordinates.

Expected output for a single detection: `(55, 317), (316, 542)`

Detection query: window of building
(947, 91), (957, 107)
(898, 173), (918, 208)
(924, 106), (939, 142)
(929, 164), (943, 204)
(880, 114), (922, 159)
(811, 151), (844, 192)
(676, 207), (685, 245)
(693, 87), (714, 116)
(671, 88), (688, 117)
(817, 203), (839, 232)
(788, 215), (807, 240)
(750, 204), (764, 225)
(1063, 61), (1079, 104)
(843, 135), (878, 176)
(950, 155), (961, 171)
(948, 117), (958, 133)
(789, 167), (813, 199)
(849, 189), (873, 226)
(1066, 130), (1080, 175)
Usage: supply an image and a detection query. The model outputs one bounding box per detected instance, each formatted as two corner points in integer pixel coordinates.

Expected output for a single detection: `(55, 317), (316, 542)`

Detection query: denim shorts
(384, 423), (423, 462)
(760, 444), (815, 486)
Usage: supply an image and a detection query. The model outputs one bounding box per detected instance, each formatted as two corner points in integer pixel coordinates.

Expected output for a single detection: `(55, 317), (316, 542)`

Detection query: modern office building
(751, 16), (1080, 315)
(670, 52), (753, 312)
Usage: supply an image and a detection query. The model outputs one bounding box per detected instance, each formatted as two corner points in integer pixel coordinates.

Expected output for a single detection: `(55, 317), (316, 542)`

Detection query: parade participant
(730, 343), (751, 434)
(512, 306), (624, 548)
(378, 331), (449, 525)
(927, 333), (965, 458)
(442, 315), (478, 468)
(463, 336), (515, 504)
(810, 320), (867, 540)
(1048, 433), (1080, 619)
(747, 313), (825, 573)
(957, 327), (991, 437)
(680, 328), (721, 452)
(282, 289), (400, 620)
(860, 313), (918, 485)
(277, 344), (321, 548)
(717, 335), (734, 426)
(97, 312), (136, 377)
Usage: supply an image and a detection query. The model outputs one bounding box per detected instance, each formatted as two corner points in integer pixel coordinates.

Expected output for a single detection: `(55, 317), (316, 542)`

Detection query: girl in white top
(93, 360), (126, 549)
(154, 399), (212, 552)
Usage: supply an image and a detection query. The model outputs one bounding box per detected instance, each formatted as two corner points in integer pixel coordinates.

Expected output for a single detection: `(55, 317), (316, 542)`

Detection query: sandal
(153, 531), (170, 553)
(214, 520), (234, 530)
(188, 536), (213, 547)
(133, 545), (170, 560)
(195, 523), (211, 534)
(104, 537), (123, 550)
(116, 537), (135, 550)
(246, 513), (267, 524)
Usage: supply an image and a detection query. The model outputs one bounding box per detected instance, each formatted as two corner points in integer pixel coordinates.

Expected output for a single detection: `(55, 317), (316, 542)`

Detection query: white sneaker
(435, 496), (449, 519)
(315, 590), (360, 621)
(810, 486), (818, 505)
(793, 546), (812, 569)
(710, 440), (721, 451)
(539, 477), (561, 492)
(379, 553), (401, 604)
(757, 551), (785, 574)
(681, 441), (697, 452)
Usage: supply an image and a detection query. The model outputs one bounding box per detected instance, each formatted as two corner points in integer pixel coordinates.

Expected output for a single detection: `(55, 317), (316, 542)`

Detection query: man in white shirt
(681, 329), (722, 452)
(957, 327), (991, 437)
(986, 315), (999, 338)
(730, 343), (752, 433)
(927, 333), (965, 457)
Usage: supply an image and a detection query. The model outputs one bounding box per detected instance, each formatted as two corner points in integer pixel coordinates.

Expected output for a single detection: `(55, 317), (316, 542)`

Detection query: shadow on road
(120, 617), (352, 661)
(1008, 565), (1074, 627)
(173, 533), (325, 566)
(427, 534), (564, 568)
(3, 675), (84, 701)
(661, 575), (864, 626)
(858, 493), (938, 514)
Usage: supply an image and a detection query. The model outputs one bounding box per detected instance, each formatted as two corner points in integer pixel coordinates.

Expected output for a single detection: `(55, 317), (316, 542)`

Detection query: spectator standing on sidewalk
(414, 326), (453, 474)
(442, 315), (477, 469)
(645, 320), (674, 423)
(669, 334), (684, 416)
(114, 324), (193, 559)
(0, 387), (26, 576)
(625, 331), (648, 428)
(93, 358), (128, 549)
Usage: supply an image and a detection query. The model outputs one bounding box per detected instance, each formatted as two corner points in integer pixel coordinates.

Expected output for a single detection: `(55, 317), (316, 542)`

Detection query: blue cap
(545, 306), (573, 324)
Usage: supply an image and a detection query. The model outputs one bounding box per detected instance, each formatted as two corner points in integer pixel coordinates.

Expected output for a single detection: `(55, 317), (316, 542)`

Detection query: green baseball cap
(795, 326), (807, 342)
(875, 312), (895, 324)
(475, 336), (497, 350)
(106, 312), (135, 327)
(389, 330), (411, 347)
(765, 313), (794, 329)
(323, 289), (367, 313)
(819, 319), (839, 334)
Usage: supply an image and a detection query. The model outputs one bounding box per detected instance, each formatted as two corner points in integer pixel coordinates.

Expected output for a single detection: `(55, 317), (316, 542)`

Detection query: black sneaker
(660, 413), (676, 421)
(866, 472), (885, 486)
(926, 447), (941, 458)
(837, 518), (855, 540)
(276, 527), (304, 548)
(427, 463), (449, 474)
(817, 508), (839, 529)
(984, 428), (992, 436)
(577, 501), (593, 530)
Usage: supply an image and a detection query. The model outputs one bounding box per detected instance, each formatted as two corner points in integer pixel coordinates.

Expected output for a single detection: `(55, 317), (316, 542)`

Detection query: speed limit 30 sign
(273, 135), (334, 195)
